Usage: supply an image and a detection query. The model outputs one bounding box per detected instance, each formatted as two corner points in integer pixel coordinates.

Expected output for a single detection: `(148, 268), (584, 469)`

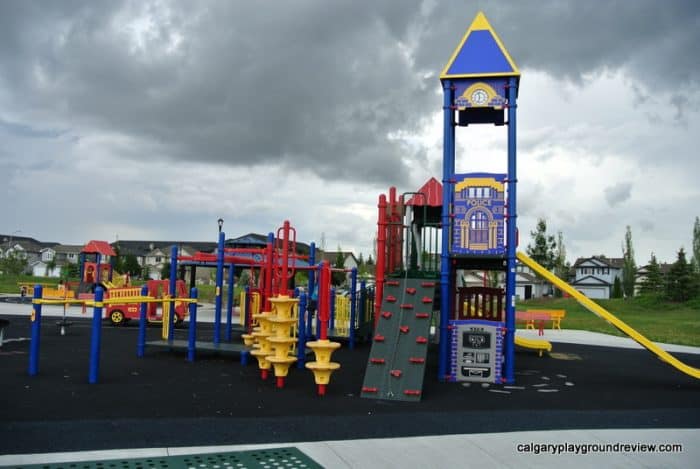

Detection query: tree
(526, 218), (557, 270)
(526, 218), (557, 296)
(60, 262), (80, 279)
(552, 231), (570, 297)
(160, 262), (171, 280)
(621, 225), (637, 299)
(0, 252), (28, 276)
(611, 276), (623, 298)
(45, 258), (57, 277)
(692, 216), (700, 273)
(331, 248), (347, 286)
(122, 254), (142, 277)
(638, 253), (664, 298)
(665, 248), (695, 302)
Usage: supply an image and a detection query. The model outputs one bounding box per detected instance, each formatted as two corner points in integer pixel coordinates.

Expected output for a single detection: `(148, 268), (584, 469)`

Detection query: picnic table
(515, 311), (552, 336)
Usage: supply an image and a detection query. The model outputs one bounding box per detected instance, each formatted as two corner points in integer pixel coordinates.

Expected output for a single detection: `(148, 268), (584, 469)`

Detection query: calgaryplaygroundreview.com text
(516, 442), (683, 456)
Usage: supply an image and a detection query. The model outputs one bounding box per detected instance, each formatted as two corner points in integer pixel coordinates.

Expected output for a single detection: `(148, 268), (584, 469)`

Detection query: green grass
(517, 297), (700, 347)
(2, 275), (697, 346)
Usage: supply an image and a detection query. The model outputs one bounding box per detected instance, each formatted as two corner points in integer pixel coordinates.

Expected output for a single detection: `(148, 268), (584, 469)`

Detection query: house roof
(405, 177), (443, 207)
(320, 251), (359, 265)
(82, 240), (116, 256)
(573, 256), (624, 269)
(572, 275), (611, 286)
(226, 233), (268, 247)
(53, 244), (83, 254)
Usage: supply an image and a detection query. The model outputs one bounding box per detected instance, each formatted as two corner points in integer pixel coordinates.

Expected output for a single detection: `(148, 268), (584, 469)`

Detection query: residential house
(461, 265), (547, 300)
(570, 256), (624, 299)
(54, 245), (82, 265)
(111, 240), (217, 278)
(0, 234), (57, 274)
(320, 251), (359, 284)
(635, 261), (672, 296)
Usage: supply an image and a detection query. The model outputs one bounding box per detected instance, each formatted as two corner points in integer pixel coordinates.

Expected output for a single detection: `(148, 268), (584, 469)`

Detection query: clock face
(471, 89), (489, 106)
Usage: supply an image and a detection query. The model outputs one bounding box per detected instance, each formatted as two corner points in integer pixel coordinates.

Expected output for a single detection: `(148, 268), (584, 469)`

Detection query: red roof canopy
(82, 240), (116, 256)
(405, 177), (443, 207)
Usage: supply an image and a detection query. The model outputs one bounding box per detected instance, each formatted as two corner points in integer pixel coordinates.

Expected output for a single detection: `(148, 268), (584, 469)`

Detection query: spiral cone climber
(267, 295), (299, 388)
(305, 261), (341, 396)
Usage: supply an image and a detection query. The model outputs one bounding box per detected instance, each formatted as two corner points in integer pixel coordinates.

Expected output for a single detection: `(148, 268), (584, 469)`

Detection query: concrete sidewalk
(1, 428), (697, 468)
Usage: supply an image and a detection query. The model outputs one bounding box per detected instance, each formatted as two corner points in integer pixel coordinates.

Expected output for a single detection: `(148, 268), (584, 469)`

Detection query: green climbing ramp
(361, 278), (436, 402)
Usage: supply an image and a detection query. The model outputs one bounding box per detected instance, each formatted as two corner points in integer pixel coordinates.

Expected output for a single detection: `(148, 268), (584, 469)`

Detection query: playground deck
(1, 314), (699, 456)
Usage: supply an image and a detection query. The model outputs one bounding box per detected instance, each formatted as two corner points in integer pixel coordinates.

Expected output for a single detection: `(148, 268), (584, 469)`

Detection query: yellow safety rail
(239, 291), (262, 326)
(334, 295), (351, 337)
(42, 288), (76, 299)
(107, 287), (142, 299)
(517, 251), (700, 379)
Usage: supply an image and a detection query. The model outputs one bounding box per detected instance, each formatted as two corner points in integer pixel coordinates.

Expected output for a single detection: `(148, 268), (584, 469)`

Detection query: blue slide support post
(137, 285), (148, 357)
(438, 79), (454, 381)
(214, 231), (225, 346)
(168, 245), (178, 342)
(307, 242), (316, 339)
(349, 267), (358, 349)
(504, 77), (518, 384)
(188, 287), (198, 362)
(28, 285), (43, 376)
(88, 286), (105, 384)
(226, 263), (235, 342)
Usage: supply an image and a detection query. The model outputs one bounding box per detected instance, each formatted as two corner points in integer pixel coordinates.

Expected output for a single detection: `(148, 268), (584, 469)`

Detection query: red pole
(264, 235), (273, 311)
(279, 220), (290, 296)
(388, 187), (396, 272)
(319, 261), (331, 340)
(375, 194), (387, 331)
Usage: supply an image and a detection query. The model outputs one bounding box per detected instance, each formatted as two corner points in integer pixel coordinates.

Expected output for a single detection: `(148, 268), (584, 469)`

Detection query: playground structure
(363, 11), (700, 398)
(23, 11), (700, 396)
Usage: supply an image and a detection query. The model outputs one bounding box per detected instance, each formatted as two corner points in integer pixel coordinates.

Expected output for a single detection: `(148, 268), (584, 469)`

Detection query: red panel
(405, 177), (443, 207)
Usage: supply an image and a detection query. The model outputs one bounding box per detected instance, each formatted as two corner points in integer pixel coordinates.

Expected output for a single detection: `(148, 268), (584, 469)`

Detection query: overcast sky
(1, 0), (699, 265)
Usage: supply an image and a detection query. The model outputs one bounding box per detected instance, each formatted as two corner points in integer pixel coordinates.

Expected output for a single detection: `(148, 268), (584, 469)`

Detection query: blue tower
(438, 12), (520, 384)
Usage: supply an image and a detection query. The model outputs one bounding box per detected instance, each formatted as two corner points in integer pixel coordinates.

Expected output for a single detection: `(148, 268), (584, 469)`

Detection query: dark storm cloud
(0, 0), (698, 188)
(604, 182), (632, 207)
(415, 0), (700, 89)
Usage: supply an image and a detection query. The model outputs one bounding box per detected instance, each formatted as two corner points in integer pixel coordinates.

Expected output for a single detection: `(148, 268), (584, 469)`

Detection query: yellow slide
(517, 251), (700, 379)
(514, 335), (552, 357)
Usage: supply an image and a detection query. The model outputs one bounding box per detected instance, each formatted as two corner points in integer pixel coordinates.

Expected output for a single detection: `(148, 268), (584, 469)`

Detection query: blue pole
(188, 287), (198, 362)
(168, 245), (178, 342)
(137, 284), (148, 357)
(307, 243), (316, 338)
(359, 280), (366, 329)
(297, 292), (307, 368)
(28, 285), (43, 376)
(226, 263), (235, 342)
(88, 286), (104, 384)
(505, 77), (518, 384)
(214, 231), (225, 346)
(438, 79), (454, 381)
(349, 267), (357, 349)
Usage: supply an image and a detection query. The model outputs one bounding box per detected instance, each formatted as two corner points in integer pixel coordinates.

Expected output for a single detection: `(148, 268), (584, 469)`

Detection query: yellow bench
(526, 309), (566, 330)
